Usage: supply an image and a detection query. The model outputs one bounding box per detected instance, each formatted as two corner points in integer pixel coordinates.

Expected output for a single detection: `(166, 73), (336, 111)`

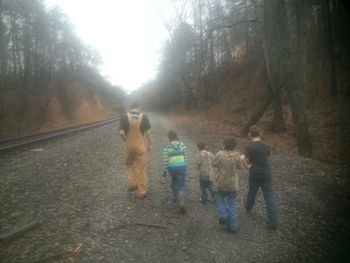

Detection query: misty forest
(1, 0), (349, 164)
(0, 0), (350, 262)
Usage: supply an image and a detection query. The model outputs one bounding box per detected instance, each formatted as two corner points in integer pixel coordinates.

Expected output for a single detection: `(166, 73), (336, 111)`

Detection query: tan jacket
(212, 150), (241, 192)
(197, 150), (215, 181)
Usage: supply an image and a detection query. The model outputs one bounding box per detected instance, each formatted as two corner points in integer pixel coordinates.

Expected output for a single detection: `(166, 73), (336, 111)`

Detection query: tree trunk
(244, 0), (251, 59)
(323, 0), (338, 97)
(193, 0), (207, 110)
(208, 31), (215, 102)
(295, 0), (308, 104)
(286, 80), (312, 156)
(179, 73), (197, 109)
(263, 1), (285, 132)
(277, 0), (312, 157)
(337, 84), (350, 166)
(272, 94), (285, 132)
(241, 84), (284, 135)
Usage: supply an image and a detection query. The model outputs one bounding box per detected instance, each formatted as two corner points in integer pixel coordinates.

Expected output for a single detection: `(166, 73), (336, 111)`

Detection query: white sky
(44, 0), (173, 93)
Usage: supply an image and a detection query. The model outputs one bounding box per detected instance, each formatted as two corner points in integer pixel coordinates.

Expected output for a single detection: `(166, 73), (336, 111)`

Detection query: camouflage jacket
(212, 150), (241, 192)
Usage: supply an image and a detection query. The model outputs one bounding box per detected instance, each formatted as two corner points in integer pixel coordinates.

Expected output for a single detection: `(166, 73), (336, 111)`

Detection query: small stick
(26, 243), (83, 263)
(133, 223), (168, 229)
(0, 221), (40, 241)
(73, 242), (84, 253)
(25, 251), (73, 263)
(162, 214), (180, 219)
(103, 223), (168, 234)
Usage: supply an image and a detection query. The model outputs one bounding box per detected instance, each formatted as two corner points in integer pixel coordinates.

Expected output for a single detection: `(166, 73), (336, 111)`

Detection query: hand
(240, 154), (250, 169)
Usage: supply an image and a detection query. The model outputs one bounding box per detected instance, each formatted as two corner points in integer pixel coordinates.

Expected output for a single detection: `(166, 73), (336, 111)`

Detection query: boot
(177, 192), (186, 214)
(210, 191), (217, 203)
(172, 188), (178, 203)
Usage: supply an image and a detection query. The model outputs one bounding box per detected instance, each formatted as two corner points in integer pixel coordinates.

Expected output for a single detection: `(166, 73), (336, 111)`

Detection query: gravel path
(0, 113), (349, 263)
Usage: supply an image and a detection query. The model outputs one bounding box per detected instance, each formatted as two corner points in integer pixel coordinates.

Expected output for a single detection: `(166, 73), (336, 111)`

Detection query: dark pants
(168, 167), (186, 196)
(168, 167), (187, 211)
(199, 180), (216, 203)
(245, 179), (277, 228)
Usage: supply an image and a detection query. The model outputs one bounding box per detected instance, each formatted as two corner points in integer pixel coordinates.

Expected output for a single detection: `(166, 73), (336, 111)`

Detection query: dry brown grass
(168, 62), (342, 164)
(0, 82), (115, 139)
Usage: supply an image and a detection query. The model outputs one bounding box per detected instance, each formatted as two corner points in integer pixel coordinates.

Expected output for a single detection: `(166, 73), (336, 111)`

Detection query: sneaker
(199, 197), (207, 204)
(227, 227), (238, 234)
(244, 204), (252, 213)
(219, 217), (228, 225)
(178, 206), (187, 215)
(268, 224), (277, 231)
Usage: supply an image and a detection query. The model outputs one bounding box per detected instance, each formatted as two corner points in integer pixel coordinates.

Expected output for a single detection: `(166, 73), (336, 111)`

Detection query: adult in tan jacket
(119, 102), (151, 199)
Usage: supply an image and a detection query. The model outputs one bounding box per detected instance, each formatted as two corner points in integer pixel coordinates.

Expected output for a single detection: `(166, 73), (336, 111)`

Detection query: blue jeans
(216, 190), (238, 231)
(168, 167), (186, 194)
(199, 180), (216, 203)
(245, 179), (277, 228)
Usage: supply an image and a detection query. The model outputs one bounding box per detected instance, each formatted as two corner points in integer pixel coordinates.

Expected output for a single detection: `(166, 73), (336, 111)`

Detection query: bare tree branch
(205, 19), (258, 35)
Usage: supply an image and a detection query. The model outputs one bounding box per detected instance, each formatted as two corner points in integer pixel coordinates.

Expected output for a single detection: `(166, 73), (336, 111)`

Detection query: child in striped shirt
(162, 130), (187, 214)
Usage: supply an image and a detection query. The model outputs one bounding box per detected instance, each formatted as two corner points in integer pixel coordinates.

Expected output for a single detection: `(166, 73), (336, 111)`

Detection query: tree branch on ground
(0, 221), (40, 241)
(102, 223), (169, 234)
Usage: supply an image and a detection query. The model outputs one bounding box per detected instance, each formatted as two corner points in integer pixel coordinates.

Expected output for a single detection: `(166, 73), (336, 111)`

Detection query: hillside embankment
(159, 61), (349, 166)
(0, 77), (123, 139)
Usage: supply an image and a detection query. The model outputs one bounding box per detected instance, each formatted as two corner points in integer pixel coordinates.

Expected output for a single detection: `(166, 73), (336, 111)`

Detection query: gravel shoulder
(0, 113), (349, 263)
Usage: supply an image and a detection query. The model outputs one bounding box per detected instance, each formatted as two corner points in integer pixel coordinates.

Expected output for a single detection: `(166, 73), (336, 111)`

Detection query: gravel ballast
(0, 113), (349, 263)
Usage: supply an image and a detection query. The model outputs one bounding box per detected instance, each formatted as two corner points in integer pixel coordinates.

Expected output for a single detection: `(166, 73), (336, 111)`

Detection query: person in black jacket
(240, 125), (277, 230)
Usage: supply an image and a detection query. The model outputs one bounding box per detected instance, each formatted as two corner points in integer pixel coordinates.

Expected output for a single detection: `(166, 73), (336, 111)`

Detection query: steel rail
(0, 117), (120, 155)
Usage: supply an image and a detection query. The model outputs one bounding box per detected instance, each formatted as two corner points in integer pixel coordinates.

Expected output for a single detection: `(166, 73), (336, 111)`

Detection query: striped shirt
(162, 141), (187, 171)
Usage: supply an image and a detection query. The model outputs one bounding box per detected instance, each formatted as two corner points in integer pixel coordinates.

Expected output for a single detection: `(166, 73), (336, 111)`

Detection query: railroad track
(0, 117), (120, 154)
